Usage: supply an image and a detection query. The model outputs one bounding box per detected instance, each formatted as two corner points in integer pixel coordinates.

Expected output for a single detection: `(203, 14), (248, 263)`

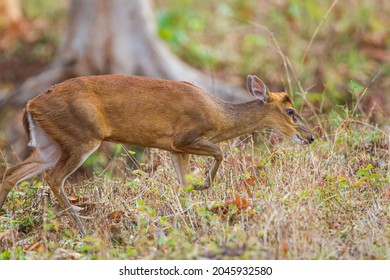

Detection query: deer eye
(286, 109), (294, 116)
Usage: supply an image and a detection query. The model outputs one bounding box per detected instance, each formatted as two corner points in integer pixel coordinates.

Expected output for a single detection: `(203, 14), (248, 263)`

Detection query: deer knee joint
(214, 152), (223, 162)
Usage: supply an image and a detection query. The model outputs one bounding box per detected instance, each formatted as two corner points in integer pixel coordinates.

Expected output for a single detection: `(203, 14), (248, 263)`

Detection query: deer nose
(309, 135), (315, 144)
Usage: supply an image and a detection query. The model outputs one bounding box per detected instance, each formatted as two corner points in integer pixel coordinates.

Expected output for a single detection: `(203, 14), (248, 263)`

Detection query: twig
(301, 0), (339, 64)
(350, 119), (389, 138)
(243, 20), (293, 94)
(352, 68), (383, 116)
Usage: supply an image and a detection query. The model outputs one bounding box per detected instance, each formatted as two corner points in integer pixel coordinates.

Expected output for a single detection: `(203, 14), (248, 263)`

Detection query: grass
(0, 113), (389, 259)
(0, 0), (389, 260)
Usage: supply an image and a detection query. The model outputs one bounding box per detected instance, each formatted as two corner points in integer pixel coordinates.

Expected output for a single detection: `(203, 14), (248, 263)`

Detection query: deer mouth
(293, 134), (314, 145)
(293, 134), (308, 145)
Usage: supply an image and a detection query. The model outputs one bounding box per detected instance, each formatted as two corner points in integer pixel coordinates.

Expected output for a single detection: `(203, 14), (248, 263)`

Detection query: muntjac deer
(0, 75), (314, 235)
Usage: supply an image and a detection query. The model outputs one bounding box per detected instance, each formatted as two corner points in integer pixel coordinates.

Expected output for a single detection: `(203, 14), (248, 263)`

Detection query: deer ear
(246, 75), (268, 103)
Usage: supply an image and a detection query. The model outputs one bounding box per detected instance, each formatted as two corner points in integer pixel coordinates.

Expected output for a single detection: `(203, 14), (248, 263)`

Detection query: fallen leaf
(227, 193), (250, 209)
(210, 193), (251, 218)
(245, 177), (256, 186)
(280, 240), (289, 259)
(239, 177), (256, 198)
(23, 242), (47, 253)
(385, 189), (390, 199)
(67, 195), (89, 204)
(107, 210), (125, 223)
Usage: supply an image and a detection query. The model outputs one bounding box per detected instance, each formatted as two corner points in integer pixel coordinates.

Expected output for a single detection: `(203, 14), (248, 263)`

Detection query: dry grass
(0, 115), (388, 260)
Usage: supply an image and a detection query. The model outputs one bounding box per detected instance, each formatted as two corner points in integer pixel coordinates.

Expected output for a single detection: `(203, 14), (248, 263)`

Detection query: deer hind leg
(170, 152), (190, 186)
(44, 143), (100, 236)
(0, 130), (62, 209)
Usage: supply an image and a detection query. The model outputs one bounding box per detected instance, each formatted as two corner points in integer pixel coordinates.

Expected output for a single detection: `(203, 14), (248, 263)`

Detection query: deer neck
(214, 100), (266, 142)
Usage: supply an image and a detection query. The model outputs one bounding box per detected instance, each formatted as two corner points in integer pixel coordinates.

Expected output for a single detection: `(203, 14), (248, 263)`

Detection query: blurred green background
(0, 0), (389, 124)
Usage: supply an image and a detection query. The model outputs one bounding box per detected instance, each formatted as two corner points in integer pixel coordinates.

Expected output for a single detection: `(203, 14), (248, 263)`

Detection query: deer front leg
(172, 138), (222, 190)
(195, 156), (222, 190)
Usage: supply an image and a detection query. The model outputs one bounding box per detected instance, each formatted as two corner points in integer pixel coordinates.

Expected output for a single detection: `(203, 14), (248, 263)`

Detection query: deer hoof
(193, 183), (210, 190)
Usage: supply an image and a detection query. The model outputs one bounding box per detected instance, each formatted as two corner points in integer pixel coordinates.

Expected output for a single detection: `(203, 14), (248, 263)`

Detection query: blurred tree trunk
(0, 0), (22, 27)
(0, 0), (26, 48)
(3, 0), (248, 107)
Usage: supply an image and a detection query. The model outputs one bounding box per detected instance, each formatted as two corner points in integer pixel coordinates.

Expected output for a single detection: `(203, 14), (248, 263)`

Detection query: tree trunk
(0, 0), (25, 49)
(0, 0), (22, 27)
(3, 0), (249, 107)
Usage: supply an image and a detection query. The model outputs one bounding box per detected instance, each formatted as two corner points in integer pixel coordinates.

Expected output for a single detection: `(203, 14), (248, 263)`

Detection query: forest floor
(0, 117), (389, 259)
